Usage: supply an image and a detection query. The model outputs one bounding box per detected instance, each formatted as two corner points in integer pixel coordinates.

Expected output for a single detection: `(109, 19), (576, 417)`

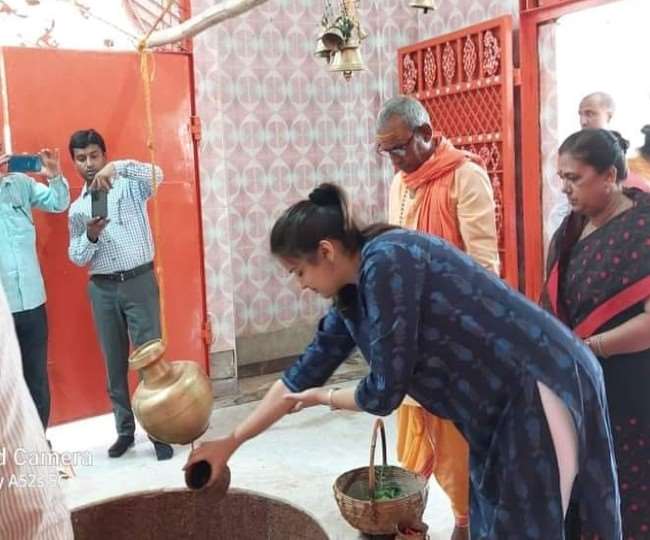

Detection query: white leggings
(537, 381), (579, 516)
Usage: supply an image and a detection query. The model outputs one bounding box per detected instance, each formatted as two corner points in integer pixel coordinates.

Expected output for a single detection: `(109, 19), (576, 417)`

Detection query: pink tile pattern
(192, 0), (519, 351)
(0, 0), (519, 353)
(538, 23), (563, 258)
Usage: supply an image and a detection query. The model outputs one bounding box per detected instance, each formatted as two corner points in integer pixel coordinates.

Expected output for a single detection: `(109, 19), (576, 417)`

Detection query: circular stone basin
(72, 468), (328, 540)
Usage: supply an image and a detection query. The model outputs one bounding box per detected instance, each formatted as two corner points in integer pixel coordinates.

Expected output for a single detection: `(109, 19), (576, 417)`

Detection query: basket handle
(367, 418), (388, 501)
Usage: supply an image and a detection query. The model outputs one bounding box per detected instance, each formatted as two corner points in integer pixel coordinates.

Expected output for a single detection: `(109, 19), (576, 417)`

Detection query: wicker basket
(333, 418), (428, 535)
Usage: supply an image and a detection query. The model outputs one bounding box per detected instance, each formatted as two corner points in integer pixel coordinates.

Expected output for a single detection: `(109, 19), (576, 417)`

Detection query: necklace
(580, 193), (633, 240)
(398, 187), (416, 226)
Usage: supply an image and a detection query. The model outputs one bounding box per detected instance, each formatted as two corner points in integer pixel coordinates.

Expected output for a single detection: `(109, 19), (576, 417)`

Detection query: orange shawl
(401, 137), (485, 248)
(627, 156), (650, 191)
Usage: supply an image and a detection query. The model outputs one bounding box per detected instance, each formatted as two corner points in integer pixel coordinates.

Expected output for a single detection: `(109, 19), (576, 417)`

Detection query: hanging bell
(329, 42), (367, 81)
(314, 37), (332, 63)
(409, 0), (438, 14)
(322, 24), (345, 51)
(358, 25), (369, 41)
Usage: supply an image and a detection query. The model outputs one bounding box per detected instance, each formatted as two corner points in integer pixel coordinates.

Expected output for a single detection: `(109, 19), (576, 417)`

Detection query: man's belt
(91, 262), (154, 283)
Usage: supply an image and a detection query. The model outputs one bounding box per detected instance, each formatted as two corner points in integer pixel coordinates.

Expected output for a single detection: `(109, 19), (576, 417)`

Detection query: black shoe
(150, 438), (173, 461)
(108, 435), (134, 458)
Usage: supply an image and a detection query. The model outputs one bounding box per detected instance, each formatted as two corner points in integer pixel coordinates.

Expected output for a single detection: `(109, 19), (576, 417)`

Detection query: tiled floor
(50, 375), (455, 539)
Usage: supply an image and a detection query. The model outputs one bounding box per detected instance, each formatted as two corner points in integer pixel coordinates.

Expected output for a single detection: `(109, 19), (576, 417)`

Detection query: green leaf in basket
(373, 484), (402, 500)
(373, 468), (403, 501)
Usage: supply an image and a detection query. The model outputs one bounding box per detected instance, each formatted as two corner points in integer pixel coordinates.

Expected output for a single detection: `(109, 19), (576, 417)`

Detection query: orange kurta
(388, 138), (499, 527)
(627, 155), (650, 191)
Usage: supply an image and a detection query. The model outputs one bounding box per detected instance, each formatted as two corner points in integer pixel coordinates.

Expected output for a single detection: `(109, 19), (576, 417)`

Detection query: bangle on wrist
(598, 335), (609, 358)
(328, 387), (340, 411)
(589, 334), (609, 358)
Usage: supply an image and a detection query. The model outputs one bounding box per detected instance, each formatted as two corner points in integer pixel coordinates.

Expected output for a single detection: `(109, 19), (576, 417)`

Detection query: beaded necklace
(399, 187), (416, 226)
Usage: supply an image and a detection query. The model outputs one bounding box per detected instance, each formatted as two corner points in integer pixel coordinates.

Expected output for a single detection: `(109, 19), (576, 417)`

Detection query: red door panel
(1, 47), (207, 425)
(397, 16), (518, 288)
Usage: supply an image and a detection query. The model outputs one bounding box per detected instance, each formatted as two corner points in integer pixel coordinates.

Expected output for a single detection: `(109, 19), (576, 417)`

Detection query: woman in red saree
(542, 129), (650, 538)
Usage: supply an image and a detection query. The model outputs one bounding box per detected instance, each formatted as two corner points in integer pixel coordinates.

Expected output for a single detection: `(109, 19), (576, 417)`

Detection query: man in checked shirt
(67, 129), (173, 461)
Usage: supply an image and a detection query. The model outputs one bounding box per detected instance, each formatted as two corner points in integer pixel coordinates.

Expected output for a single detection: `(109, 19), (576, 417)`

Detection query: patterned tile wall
(537, 22), (562, 259)
(192, 0), (518, 352)
(0, 1), (520, 353)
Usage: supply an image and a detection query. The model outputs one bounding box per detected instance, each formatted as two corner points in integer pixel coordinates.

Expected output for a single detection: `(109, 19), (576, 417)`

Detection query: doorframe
(519, 0), (621, 300)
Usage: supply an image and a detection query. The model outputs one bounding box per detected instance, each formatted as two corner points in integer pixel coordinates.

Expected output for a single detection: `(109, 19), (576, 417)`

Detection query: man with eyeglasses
(0, 149), (70, 432)
(376, 96), (499, 540)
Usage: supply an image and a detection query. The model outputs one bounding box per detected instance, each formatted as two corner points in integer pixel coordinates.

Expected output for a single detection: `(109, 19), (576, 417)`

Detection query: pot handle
(367, 418), (388, 501)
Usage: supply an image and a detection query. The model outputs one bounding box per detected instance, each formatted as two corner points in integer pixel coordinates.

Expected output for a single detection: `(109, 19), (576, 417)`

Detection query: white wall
(556, 0), (650, 150)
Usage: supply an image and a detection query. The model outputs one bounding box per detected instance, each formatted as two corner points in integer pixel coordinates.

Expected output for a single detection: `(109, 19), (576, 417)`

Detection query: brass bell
(314, 38), (331, 63)
(129, 339), (213, 445)
(409, 0), (438, 13)
(329, 43), (367, 81)
(357, 24), (368, 42)
(322, 24), (345, 51)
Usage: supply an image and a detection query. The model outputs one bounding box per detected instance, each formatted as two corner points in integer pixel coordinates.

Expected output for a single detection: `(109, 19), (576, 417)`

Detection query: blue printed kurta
(283, 230), (621, 539)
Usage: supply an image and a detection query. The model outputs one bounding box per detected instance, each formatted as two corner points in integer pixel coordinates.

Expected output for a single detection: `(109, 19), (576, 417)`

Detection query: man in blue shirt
(67, 129), (172, 461)
(0, 149), (70, 430)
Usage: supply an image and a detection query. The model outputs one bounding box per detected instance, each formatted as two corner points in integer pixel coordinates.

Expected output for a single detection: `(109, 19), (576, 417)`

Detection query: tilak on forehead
(375, 126), (408, 142)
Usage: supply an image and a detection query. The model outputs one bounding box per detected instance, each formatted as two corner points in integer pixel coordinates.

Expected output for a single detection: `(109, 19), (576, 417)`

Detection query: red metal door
(397, 16), (518, 288)
(519, 0), (619, 300)
(0, 47), (208, 424)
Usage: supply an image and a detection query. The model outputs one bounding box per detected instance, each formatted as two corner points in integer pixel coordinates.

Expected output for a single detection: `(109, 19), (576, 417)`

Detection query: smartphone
(91, 190), (108, 219)
(7, 154), (43, 173)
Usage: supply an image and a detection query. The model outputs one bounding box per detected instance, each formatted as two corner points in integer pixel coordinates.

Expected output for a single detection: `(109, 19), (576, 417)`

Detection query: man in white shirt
(67, 129), (172, 461)
(0, 283), (73, 539)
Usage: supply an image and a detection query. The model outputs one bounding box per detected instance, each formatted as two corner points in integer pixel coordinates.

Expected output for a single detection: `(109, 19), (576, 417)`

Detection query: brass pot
(129, 339), (213, 445)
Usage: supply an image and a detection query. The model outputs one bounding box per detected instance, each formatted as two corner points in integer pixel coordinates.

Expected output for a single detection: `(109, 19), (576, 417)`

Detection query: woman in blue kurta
(186, 184), (621, 539)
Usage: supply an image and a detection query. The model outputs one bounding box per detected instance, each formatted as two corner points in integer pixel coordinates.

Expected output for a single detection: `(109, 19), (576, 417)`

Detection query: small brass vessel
(129, 339), (213, 445)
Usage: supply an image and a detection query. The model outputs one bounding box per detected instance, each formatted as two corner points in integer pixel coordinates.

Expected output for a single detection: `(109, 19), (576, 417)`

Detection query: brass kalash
(129, 339), (214, 488)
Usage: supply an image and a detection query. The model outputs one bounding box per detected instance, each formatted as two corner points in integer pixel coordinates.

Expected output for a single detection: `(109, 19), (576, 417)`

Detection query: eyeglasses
(376, 132), (415, 158)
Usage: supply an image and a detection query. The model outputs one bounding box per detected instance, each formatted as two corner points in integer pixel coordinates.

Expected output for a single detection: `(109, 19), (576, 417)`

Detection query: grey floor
(50, 378), (455, 539)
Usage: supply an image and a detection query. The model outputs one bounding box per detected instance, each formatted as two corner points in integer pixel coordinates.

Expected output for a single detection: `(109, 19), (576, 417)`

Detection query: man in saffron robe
(375, 96), (499, 539)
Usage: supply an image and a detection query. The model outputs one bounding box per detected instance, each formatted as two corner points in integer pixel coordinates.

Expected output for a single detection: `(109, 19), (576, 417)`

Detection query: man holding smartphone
(67, 129), (173, 461)
(0, 147), (70, 432)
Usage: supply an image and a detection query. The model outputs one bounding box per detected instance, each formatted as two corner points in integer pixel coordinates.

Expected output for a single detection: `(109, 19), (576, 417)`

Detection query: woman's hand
(284, 387), (328, 413)
(183, 434), (239, 488)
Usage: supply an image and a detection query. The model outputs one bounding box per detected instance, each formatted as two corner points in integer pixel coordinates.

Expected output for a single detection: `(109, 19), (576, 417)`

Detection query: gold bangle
(328, 387), (339, 411)
(597, 335), (609, 358)
(589, 335), (609, 358)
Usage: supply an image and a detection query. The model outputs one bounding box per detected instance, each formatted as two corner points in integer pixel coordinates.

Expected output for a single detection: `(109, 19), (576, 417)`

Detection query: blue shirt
(67, 160), (163, 274)
(0, 173), (70, 313)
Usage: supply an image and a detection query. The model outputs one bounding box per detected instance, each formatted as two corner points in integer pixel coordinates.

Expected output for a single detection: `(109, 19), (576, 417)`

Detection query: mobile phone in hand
(91, 190), (108, 218)
(7, 154), (43, 173)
